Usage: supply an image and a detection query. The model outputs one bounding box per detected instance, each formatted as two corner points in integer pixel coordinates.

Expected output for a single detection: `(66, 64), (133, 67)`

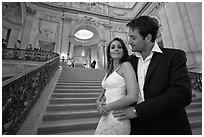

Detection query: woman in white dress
(94, 37), (139, 135)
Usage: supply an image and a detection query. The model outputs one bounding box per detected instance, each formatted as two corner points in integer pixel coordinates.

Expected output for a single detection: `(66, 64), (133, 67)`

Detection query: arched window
(74, 29), (94, 40)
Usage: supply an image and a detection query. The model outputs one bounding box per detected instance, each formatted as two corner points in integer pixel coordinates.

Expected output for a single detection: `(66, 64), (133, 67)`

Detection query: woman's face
(110, 40), (124, 60)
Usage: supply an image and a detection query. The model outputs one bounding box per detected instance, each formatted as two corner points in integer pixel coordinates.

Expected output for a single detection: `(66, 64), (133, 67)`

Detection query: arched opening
(74, 29), (94, 40)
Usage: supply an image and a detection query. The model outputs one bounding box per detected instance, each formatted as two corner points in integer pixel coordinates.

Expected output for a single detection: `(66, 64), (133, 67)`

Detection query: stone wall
(158, 2), (202, 68)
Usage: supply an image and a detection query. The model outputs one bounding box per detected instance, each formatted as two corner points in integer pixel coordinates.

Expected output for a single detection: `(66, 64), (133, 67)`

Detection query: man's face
(128, 28), (147, 53)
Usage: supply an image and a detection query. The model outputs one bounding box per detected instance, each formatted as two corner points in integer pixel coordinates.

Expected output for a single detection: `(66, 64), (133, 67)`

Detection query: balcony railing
(189, 71), (202, 92)
(2, 48), (59, 62)
(2, 51), (60, 134)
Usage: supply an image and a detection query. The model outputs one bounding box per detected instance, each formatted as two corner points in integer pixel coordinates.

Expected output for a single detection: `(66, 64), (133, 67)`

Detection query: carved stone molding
(78, 2), (104, 13)
(155, 2), (164, 10)
(45, 14), (60, 22)
(63, 15), (113, 30)
(64, 17), (73, 23)
(26, 6), (36, 16)
(2, 2), (22, 24)
(37, 19), (58, 41)
(150, 2), (165, 14)
(111, 9), (127, 17)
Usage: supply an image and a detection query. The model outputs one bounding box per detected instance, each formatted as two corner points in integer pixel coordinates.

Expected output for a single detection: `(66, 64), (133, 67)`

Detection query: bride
(94, 37), (138, 135)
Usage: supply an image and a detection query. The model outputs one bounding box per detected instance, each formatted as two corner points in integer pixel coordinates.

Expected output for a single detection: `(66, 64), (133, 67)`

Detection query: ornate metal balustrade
(189, 71), (202, 92)
(2, 56), (60, 134)
(2, 48), (58, 62)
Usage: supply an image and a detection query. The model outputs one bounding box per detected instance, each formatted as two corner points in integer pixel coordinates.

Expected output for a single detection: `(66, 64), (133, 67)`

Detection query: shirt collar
(152, 42), (163, 53)
(134, 42), (163, 57)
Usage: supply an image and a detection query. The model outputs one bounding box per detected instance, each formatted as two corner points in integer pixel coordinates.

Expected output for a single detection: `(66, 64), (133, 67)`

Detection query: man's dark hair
(126, 15), (159, 43)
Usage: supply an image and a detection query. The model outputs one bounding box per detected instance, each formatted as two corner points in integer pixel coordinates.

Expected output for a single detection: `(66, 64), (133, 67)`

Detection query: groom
(112, 16), (192, 134)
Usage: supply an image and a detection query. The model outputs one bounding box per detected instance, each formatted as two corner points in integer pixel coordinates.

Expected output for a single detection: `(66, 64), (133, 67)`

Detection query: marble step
(49, 97), (97, 104)
(39, 113), (201, 135)
(191, 97), (202, 102)
(59, 74), (104, 77)
(53, 88), (101, 93)
(54, 85), (102, 89)
(186, 102), (202, 109)
(57, 79), (101, 82)
(38, 117), (99, 135)
(52, 128), (200, 135)
(44, 104), (200, 122)
(47, 103), (96, 112)
(43, 110), (99, 121)
(51, 93), (99, 98)
(50, 129), (95, 135)
(190, 120), (202, 129)
(58, 77), (102, 79)
(56, 82), (101, 86)
(188, 115), (202, 122)
(187, 109), (202, 117)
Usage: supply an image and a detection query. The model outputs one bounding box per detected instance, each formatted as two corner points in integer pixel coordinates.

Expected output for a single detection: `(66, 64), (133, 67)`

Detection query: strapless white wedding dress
(94, 68), (130, 135)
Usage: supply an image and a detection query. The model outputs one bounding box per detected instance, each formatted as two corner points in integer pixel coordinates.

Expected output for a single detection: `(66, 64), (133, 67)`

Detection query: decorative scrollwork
(2, 53), (59, 134)
(26, 6), (36, 16)
(155, 2), (164, 10)
(189, 72), (202, 92)
(2, 95), (20, 134)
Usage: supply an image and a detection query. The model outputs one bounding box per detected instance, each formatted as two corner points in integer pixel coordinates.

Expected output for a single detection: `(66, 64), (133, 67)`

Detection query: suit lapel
(130, 55), (138, 81)
(145, 52), (163, 84)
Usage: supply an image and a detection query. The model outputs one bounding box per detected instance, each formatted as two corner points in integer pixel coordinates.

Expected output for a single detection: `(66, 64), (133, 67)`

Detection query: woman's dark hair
(126, 15), (159, 43)
(106, 37), (129, 77)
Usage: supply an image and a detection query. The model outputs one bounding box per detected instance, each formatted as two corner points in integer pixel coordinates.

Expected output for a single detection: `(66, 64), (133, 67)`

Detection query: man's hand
(96, 97), (108, 116)
(112, 106), (137, 121)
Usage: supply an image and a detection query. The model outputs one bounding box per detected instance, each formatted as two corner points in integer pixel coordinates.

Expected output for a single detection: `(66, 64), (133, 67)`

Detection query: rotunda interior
(2, 2), (202, 69)
(2, 2), (202, 135)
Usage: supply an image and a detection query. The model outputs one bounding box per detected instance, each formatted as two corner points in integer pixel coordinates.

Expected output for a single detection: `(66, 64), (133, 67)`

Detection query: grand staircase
(37, 67), (105, 135)
(37, 66), (202, 135)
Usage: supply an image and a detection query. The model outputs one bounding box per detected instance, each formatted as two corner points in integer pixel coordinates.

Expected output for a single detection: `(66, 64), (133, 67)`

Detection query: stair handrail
(2, 56), (60, 135)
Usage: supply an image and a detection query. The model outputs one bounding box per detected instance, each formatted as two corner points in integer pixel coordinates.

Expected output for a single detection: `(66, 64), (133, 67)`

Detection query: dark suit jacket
(129, 48), (192, 135)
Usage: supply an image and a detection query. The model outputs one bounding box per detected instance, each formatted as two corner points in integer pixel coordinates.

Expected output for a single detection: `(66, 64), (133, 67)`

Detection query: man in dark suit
(112, 16), (192, 135)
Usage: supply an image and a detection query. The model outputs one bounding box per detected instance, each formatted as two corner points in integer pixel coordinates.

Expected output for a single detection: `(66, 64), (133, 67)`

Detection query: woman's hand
(96, 98), (108, 116)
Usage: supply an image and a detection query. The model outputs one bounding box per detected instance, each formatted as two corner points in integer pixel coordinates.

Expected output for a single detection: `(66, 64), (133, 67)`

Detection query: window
(74, 29), (94, 40)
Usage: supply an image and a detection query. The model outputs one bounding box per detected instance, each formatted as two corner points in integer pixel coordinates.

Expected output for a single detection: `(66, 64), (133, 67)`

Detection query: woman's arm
(103, 62), (138, 111)
(96, 89), (105, 102)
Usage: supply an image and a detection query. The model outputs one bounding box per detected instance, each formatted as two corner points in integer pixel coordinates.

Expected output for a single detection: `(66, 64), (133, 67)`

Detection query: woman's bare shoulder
(120, 61), (134, 72)
(121, 61), (132, 69)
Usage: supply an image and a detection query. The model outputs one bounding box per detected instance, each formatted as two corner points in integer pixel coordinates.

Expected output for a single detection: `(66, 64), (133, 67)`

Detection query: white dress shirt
(134, 43), (163, 103)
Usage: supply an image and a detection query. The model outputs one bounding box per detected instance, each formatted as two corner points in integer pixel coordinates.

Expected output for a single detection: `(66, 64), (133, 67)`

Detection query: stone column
(67, 35), (74, 58)
(69, 43), (74, 58)
(58, 15), (65, 58)
(101, 40), (107, 69)
(21, 7), (36, 49)
(98, 40), (106, 69)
